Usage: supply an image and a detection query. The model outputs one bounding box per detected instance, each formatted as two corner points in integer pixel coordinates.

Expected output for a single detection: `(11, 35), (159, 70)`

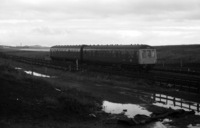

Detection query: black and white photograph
(0, 0), (200, 128)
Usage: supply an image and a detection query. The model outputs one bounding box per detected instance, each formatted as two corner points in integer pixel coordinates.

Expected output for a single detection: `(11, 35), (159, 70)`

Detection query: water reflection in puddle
(147, 122), (168, 128)
(55, 88), (61, 92)
(102, 101), (171, 128)
(15, 67), (53, 78)
(120, 89), (200, 115)
(15, 67), (22, 70)
(102, 101), (152, 118)
(24, 71), (50, 78)
(102, 91), (200, 118)
(187, 124), (200, 128)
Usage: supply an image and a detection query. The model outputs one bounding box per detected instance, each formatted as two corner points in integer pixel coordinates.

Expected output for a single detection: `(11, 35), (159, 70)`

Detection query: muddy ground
(0, 57), (200, 128)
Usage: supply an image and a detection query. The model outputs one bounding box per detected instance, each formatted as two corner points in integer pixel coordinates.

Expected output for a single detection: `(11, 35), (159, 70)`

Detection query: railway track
(153, 67), (200, 76)
(0, 52), (77, 71)
(0, 52), (200, 94)
(91, 67), (200, 94)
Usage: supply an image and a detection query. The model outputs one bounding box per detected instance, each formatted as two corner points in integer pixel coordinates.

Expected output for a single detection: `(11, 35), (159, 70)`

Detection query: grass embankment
(155, 45), (200, 63)
(0, 48), (49, 59)
(0, 64), (101, 124)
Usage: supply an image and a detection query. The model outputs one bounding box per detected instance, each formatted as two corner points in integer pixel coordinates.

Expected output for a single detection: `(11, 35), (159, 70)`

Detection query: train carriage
(50, 44), (157, 70)
(83, 45), (138, 64)
(50, 45), (82, 61)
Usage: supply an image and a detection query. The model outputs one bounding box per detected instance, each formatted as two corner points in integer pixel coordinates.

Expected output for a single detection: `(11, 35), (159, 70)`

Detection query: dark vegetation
(0, 64), (101, 122)
(2, 44), (200, 64)
(6, 50), (49, 59)
(155, 45), (200, 63)
(153, 45), (200, 71)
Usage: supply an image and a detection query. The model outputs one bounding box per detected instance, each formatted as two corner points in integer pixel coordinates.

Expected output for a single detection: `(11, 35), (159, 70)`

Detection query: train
(50, 44), (157, 70)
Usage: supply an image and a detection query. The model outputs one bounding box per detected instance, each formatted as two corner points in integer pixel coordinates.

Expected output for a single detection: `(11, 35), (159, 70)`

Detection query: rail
(0, 52), (200, 94)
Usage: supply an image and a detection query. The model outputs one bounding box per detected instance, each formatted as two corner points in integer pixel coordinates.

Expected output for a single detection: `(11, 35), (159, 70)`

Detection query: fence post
(160, 94), (161, 102)
(153, 93), (156, 101)
(189, 104), (191, 110)
(181, 99), (182, 108)
(31, 62), (33, 76)
(173, 98), (176, 106)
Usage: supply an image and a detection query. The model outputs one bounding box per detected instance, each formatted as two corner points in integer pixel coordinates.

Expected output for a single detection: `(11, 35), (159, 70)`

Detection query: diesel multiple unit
(50, 45), (157, 70)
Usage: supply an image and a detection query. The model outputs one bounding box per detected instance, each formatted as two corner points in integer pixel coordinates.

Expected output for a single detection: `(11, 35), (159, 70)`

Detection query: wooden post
(153, 93), (156, 101)
(173, 98), (176, 106)
(181, 99), (182, 108)
(189, 103), (191, 110)
(31, 62), (33, 76)
(160, 94), (161, 102)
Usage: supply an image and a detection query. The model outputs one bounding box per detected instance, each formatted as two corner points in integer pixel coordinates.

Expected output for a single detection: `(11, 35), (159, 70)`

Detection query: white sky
(0, 0), (200, 46)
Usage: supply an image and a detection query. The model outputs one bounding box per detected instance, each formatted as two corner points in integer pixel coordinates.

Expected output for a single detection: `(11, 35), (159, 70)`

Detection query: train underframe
(51, 57), (155, 72)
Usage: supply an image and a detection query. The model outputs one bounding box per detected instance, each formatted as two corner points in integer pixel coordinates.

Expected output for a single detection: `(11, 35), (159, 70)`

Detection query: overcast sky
(0, 0), (200, 46)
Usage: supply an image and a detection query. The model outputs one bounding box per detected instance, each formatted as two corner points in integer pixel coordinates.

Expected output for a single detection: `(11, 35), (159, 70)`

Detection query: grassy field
(0, 63), (104, 128)
(1, 45), (200, 127)
(0, 48), (50, 59)
(155, 45), (200, 64)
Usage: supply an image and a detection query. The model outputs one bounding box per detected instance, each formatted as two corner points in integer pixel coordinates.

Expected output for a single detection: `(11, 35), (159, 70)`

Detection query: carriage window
(142, 50), (146, 58)
(151, 50), (155, 57)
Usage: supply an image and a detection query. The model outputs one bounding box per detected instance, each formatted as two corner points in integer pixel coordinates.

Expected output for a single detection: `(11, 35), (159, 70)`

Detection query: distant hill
(155, 44), (200, 63)
(16, 45), (50, 49)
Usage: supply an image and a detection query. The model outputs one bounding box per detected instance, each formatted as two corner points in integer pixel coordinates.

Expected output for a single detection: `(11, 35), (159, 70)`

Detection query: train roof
(84, 45), (153, 49)
(51, 44), (154, 49)
(51, 45), (82, 48)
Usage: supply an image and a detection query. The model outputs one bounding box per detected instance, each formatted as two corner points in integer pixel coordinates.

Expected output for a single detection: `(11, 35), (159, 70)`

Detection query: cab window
(147, 50), (151, 57)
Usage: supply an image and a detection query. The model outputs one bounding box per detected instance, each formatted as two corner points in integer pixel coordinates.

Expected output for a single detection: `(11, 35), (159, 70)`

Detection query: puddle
(24, 71), (50, 78)
(151, 93), (200, 115)
(15, 67), (53, 78)
(120, 88), (200, 115)
(187, 124), (200, 128)
(102, 101), (152, 118)
(102, 101), (171, 128)
(146, 122), (168, 128)
(162, 118), (172, 123)
(55, 88), (61, 92)
(102, 91), (200, 118)
(15, 67), (22, 70)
